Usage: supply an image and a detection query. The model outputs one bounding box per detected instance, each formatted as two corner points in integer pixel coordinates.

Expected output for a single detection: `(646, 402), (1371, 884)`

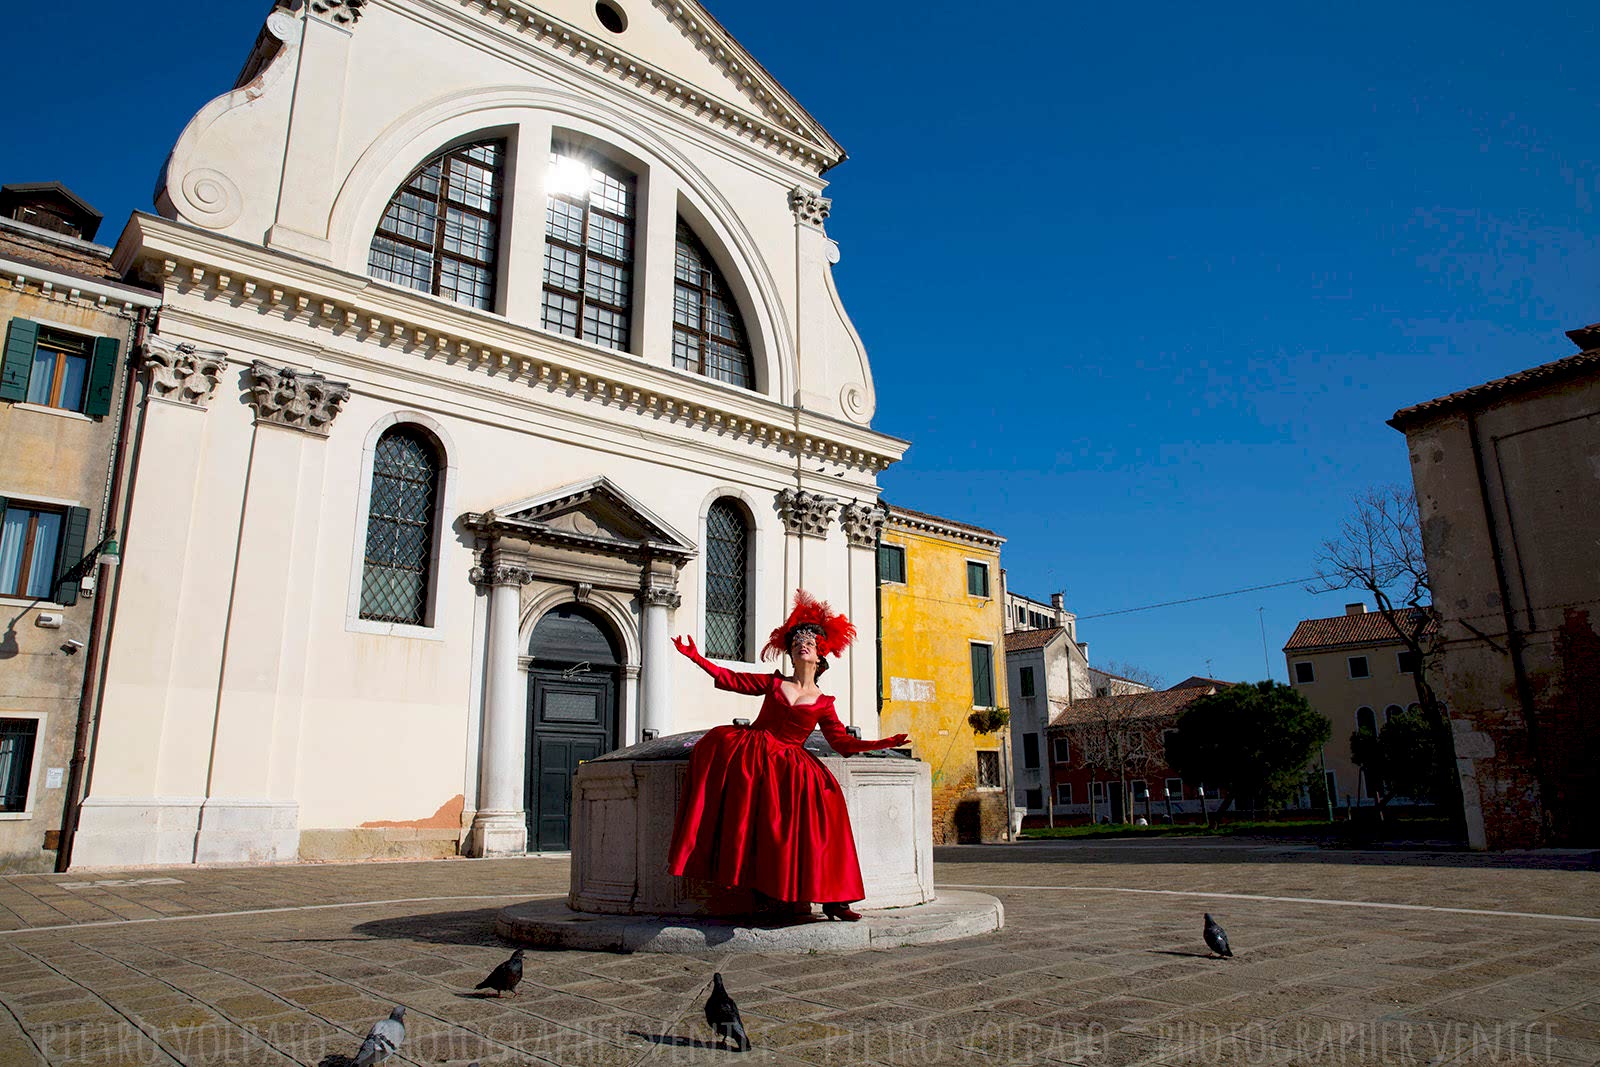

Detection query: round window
(595, 1), (627, 33)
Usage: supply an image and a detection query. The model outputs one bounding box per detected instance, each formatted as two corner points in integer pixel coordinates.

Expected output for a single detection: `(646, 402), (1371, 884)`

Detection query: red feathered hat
(761, 590), (857, 662)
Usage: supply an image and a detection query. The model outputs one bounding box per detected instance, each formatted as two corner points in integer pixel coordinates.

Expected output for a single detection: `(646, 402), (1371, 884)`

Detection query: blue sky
(2, 2), (1595, 686)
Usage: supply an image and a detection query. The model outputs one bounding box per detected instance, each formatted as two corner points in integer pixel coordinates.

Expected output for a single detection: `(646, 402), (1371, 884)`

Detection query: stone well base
(495, 890), (1003, 954)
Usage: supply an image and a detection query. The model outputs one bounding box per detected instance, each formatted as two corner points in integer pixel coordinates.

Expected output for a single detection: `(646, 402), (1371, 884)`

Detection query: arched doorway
(526, 605), (622, 851)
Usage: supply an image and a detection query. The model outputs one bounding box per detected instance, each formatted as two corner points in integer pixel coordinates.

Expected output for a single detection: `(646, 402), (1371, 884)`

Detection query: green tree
(1349, 709), (1454, 818)
(1165, 681), (1332, 817)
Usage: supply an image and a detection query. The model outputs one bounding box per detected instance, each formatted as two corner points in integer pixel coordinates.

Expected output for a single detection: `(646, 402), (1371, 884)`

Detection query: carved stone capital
(839, 501), (889, 549)
(144, 344), (227, 407)
(308, 0), (365, 24)
(642, 585), (682, 610)
(788, 187), (831, 228)
(777, 488), (841, 540)
(470, 563), (535, 588)
(247, 360), (350, 436)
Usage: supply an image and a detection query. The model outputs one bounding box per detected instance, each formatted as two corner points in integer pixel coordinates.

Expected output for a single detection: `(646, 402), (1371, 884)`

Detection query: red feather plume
(761, 590), (857, 661)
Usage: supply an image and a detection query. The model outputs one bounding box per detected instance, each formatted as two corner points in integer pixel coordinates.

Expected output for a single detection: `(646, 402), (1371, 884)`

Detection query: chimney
(1051, 592), (1065, 625)
(1565, 322), (1600, 351)
(1345, 603), (1366, 616)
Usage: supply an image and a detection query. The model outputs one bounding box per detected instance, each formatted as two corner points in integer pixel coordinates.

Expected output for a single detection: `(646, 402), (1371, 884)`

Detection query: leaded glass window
(368, 140), (505, 311)
(542, 146), (636, 351)
(672, 220), (753, 388)
(360, 427), (441, 625)
(704, 499), (749, 660)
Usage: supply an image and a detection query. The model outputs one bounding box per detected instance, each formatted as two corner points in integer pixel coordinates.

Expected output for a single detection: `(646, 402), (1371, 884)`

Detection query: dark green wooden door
(526, 670), (614, 851)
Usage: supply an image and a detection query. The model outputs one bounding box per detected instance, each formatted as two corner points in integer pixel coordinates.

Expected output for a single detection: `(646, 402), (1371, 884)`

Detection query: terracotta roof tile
(1048, 685), (1220, 729)
(1005, 627), (1064, 653)
(1282, 607), (1435, 652)
(1167, 675), (1233, 690)
(0, 228), (121, 281)
(1390, 347), (1600, 429)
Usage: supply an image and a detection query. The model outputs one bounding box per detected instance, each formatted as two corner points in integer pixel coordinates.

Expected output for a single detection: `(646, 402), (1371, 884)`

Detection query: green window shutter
(971, 644), (994, 707)
(53, 506), (91, 607)
(1, 319), (39, 402)
(83, 336), (120, 417)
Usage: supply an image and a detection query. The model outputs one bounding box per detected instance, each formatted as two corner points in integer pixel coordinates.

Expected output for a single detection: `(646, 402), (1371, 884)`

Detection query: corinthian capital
(144, 342), (227, 407)
(247, 361), (351, 436)
(643, 585), (682, 609)
(777, 488), (841, 540)
(788, 187), (831, 228)
(470, 563), (534, 588)
(839, 501), (889, 548)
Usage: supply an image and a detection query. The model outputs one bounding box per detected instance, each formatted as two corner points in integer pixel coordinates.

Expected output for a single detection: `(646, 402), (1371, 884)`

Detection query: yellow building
(878, 505), (1009, 843)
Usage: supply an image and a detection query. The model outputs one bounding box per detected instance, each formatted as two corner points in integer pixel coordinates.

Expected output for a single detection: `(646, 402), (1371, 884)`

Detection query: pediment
(459, 0), (844, 169)
(466, 476), (695, 556)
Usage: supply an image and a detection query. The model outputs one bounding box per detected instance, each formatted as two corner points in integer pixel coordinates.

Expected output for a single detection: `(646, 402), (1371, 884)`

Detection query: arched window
(673, 219), (754, 389)
(1356, 706), (1377, 735)
(703, 498), (750, 660)
(368, 140), (505, 311)
(360, 426), (441, 625)
(542, 145), (636, 351)
(1384, 704), (1404, 723)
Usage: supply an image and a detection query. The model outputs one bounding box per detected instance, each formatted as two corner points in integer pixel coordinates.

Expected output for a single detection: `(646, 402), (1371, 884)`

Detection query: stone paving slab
(0, 840), (1595, 1065)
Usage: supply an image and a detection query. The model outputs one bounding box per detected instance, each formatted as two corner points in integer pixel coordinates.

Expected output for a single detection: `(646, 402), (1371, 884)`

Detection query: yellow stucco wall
(878, 516), (1008, 843)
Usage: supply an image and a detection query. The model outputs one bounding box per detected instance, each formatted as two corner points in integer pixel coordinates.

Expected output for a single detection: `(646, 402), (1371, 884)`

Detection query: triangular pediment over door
(465, 476), (695, 560)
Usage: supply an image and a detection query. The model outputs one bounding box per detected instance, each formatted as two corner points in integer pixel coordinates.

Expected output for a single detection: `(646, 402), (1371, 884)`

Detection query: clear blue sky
(3, 2), (1595, 686)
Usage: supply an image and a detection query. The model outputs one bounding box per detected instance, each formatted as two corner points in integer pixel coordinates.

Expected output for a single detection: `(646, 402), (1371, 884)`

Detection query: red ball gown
(667, 655), (897, 904)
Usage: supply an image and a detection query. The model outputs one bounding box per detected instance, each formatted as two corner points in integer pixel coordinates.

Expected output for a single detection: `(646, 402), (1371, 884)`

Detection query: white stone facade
(75, 0), (905, 866)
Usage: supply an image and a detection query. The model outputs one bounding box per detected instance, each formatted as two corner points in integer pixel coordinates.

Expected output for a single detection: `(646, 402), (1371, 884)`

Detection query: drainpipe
(56, 306), (151, 871)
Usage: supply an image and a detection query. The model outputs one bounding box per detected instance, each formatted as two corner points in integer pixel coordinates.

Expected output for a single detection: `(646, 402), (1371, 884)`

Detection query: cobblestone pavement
(0, 840), (1596, 1066)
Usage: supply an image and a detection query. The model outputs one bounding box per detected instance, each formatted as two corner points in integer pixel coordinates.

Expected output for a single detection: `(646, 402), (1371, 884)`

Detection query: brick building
(1391, 323), (1600, 849)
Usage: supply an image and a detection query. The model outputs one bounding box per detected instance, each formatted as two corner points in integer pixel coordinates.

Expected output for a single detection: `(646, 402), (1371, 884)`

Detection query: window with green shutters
(1019, 665), (1035, 698)
(1, 319), (119, 416)
(970, 642), (995, 707)
(0, 496), (91, 605)
(966, 560), (989, 597)
(877, 543), (905, 584)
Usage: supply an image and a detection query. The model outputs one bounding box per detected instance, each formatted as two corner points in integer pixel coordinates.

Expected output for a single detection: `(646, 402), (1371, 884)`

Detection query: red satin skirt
(667, 725), (866, 904)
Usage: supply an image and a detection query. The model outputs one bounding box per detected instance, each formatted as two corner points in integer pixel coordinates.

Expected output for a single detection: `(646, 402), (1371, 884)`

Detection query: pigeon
(475, 948), (525, 997)
(1203, 913), (1233, 958)
(704, 972), (750, 1052)
(353, 1005), (405, 1066)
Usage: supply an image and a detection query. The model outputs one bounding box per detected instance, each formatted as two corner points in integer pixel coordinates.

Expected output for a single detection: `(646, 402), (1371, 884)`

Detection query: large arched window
(1355, 706), (1377, 735)
(360, 426), (442, 625)
(368, 139), (505, 311)
(542, 145), (636, 351)
(672, 219), (753, 389)
(704, 498), (750, 660)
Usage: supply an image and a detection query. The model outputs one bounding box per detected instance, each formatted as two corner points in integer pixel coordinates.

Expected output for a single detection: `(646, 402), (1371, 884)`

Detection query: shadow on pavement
(933, 841), (1599, 872)
(627, 1030), (721, 1049)
(351, 906), (505, 946)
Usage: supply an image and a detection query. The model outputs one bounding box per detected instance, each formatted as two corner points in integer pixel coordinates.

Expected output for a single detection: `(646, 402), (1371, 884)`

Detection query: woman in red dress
(666, 591), (907, 920)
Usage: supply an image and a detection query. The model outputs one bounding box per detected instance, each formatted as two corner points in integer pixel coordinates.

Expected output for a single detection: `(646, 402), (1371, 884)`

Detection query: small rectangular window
(1052, 737), (1070, 764)
(1022, 732), (1039, 770)
(976, 750), (1001, 789)
(1056, 782), (1072, 805)
(26, 329), (91, 412)
(966, 561), (989, 598)
(970, 643), (995, 707)
(0, 718), (39, 813)
(1132, 779), (1149, 801)
(1019, 666), (1035, 698)
(1165, 777), (1183, 799)
(1025, 787), (1043, 809)
(1397, 651), (1420, 675)
(0, 503), (65, 599)
(877, 543), (906, 584)
(1090, 781), (1105, 801)
(1348, 656), (1370, 679)
(1294, 661), (1315, 684)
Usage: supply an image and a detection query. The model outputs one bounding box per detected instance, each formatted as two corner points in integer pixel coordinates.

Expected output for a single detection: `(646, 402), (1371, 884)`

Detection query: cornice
(120, 214), (904, 474)
(0, 255), (160, 314)
(445, 0), (842, 174)
(886, 510), (1005, 548)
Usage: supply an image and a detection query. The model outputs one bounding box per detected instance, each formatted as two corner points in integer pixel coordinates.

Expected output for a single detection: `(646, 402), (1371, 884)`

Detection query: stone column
(468, 557), (534, 856)
(840, 501), (888, 731)
(640, 584), (681, 739)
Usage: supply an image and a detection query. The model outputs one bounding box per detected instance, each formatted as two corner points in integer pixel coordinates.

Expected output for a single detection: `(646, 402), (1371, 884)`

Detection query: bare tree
(1058, 697), (1165, 824)
(1092, 660), (1165, 695)
(1309, 485), (1460, 825)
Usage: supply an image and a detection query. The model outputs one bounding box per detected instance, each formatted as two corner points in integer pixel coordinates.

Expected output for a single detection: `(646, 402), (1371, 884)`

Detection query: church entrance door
(525, 606), (621, 851)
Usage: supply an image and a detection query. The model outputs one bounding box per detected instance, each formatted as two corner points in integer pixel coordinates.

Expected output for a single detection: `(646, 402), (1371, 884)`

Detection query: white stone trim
(13, 403), (94, 423)
(518, 585), (641, 668)
(343, 410), (460, 639)
(0, 257), (160, 312)
(694, 485), (768, 669)
(0, 710), (47, 820)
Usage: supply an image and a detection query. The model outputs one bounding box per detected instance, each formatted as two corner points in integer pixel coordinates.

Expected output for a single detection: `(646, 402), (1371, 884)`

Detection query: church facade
(75, 0), (904, 866)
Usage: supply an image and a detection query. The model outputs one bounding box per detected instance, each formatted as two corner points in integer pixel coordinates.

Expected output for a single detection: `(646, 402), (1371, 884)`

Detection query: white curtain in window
(0, 511), (27, 593)
(25, 513), (62, 599)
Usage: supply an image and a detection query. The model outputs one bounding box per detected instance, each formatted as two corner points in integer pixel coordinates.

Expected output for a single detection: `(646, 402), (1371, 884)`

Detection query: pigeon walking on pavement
(354, 1005), (406, 1066)
(475, 948), (525, 997)
(1203, 913), (1233, 958)
(704, 972), (751, 1052)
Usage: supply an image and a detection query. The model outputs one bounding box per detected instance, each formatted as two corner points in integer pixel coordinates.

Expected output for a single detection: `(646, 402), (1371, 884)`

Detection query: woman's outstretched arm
(672, 635), (773, 695)
(815, 704), (909, 756)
